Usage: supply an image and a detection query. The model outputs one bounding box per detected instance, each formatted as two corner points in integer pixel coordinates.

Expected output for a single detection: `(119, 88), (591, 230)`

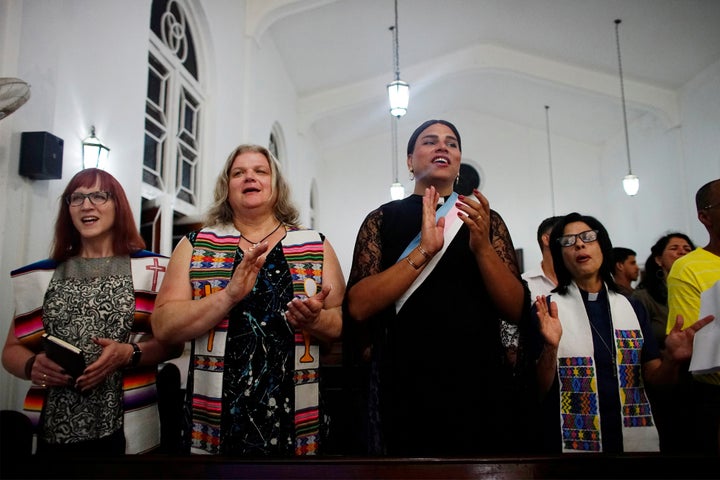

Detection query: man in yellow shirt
(667, 178), (720, 455)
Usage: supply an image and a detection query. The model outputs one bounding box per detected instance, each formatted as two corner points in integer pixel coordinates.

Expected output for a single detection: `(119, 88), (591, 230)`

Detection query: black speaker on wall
(19, 131), (64, 180)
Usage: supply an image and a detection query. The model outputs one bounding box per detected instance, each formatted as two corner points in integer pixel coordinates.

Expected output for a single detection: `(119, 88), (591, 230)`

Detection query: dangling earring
(409, 169), (414, 181)
(455, 174), (460, 185)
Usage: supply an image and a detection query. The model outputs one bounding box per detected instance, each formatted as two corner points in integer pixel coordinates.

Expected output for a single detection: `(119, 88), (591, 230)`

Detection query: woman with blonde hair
(152, 144), (345, 456)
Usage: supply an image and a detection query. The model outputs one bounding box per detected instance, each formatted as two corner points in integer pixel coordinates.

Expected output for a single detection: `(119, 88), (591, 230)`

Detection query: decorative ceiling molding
(298, 42), (678, 133)
(245, 0), (337, 43)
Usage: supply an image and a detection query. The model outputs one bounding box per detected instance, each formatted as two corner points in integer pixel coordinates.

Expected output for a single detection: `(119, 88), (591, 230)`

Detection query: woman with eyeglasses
(2, 168), (182, 456)
(531, 212), (712, 453)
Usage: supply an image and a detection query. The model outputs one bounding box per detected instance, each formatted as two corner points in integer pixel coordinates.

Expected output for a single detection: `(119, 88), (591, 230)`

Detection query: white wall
(318, 60), (720, 278)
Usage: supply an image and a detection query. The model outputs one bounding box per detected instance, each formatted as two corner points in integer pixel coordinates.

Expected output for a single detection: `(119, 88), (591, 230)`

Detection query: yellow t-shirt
(667, 247), (720, 385)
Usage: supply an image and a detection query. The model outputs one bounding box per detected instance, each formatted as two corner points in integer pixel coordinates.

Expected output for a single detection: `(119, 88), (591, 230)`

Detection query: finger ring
(43, 373), (47, 380)
(475, 214), (482, 221)
(41, 382), (47, 388)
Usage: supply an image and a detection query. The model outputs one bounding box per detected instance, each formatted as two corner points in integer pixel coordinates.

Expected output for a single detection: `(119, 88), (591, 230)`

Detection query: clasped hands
(420, 186), (492, 255)
(223, 238), (330, 329)
(31, 337), (138, 393)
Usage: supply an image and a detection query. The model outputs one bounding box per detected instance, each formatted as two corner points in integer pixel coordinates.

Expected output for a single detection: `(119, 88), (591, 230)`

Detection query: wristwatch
(129, 342), (142, 368)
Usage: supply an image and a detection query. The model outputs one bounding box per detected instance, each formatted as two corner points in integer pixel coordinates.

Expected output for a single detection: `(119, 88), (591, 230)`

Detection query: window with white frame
(142, 0), (205, 255)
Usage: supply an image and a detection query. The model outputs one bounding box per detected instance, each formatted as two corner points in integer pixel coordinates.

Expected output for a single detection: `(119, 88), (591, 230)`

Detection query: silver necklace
(240, 222), (283, 247)
(587, 297), (618, 378)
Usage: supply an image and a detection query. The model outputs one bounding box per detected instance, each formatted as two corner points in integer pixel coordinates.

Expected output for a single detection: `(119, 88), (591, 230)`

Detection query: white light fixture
(82, 125), (110, 169)
(387, 0), (406, 200)
(389, 115), (405, 200)
(622, 174), (640, 196)
(390, 181), (405, 200)
(387, 0), (409, 118)
(614, 19), (638, 196)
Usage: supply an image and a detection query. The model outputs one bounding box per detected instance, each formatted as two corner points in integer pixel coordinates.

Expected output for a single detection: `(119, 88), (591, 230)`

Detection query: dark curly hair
(636, 232), (695, 305)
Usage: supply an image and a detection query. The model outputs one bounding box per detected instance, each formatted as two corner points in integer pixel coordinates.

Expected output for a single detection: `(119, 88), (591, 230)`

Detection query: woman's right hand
(224, 240), (269, 303)
(30, 352), (73, 388)
(535, 295), (562, 348)
(420, 186), (445, 255)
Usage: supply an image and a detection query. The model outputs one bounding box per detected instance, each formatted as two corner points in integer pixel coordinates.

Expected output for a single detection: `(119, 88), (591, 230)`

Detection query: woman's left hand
(75, 338), (132, 392)
(665, 313), (714, 362)
(457, 188), (491, 252)
(285, 284), (332, 330)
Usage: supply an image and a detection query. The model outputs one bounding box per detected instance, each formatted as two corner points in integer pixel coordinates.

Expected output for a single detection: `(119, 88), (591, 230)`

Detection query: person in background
(523, 216), (562, 300)
(632, 232), (696, 452)
(633, 233), (696, 348)
(532, 212), (712, 453)
(495, 215), (563, 366)
(344, 119), (531, 456)
(151, 144), (345, 456)
(2, 168), (182, 456)
(612, 247), (639, 297)
(666, 178), (720, 455)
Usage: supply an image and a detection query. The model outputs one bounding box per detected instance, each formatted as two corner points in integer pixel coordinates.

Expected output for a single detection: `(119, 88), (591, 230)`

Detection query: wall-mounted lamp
(614, 19), (639, 197)
(387, 0), (409, 118)
(82, 125), (110, 169)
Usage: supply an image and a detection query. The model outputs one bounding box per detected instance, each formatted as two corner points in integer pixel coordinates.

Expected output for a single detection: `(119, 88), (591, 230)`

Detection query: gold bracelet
(406, 255), (421, 269)
(416, 245), (430, 259)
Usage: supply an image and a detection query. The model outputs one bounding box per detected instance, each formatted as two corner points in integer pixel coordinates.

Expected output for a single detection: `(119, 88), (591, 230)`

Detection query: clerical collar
(436, 195), (451, 208)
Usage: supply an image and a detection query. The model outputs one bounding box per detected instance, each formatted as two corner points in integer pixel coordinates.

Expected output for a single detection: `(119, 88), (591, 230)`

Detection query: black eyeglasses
(66, 191), (112, 206)
(557, 229), (599, 247)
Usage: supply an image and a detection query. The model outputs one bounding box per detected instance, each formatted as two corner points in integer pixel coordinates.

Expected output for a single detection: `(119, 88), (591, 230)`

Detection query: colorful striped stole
(188, 225), (324, 455)
(553, 283), (659, 453)
(11, 251), (168, 454)
(285, 230), (323, 455)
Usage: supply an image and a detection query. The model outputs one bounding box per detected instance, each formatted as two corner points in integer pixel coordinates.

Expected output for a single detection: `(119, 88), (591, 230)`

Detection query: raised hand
(665, 314), (715, 362)
(420, 186), (445, 255)
(225, 240), (269, 303)
(457, 189), (491, 253)
(535, 295), (562, 348)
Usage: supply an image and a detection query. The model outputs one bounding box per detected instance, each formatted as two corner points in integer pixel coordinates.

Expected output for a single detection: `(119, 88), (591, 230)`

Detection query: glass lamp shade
(82, 128), (110, 169)
(387, 80), (409, 117)
(390, 181), (405, 200)
(622, 174), (639, 196)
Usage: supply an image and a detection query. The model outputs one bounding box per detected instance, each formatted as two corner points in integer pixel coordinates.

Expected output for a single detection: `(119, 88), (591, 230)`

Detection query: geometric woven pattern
(559, 356), (601, 452)
(615, 329), (654, 428)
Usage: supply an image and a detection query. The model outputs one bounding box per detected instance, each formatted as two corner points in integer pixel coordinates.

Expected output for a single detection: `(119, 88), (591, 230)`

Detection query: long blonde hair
(205, 144), (300, 227)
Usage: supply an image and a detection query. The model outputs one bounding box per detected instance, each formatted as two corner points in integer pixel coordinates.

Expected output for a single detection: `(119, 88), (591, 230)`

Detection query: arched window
(454, 161), (483, 196)
(268, 122), (285, 167)
(142, 0), (205, 254)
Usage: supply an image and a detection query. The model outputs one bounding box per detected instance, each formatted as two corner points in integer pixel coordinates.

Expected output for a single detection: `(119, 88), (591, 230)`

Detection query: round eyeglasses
(66, 191), (112, 206)
(557, 229), (599, 247)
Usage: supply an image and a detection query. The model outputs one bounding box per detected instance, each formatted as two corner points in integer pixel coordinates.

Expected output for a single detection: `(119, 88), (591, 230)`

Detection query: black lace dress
(344, 194), (533, 456)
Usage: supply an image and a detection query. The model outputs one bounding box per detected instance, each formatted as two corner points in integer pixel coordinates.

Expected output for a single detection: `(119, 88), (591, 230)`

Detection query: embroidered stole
(188, 225), (323, 455)
(11, 252), (168, 454)
(553, 283), (659, 453)
(395, 192), (462, 313)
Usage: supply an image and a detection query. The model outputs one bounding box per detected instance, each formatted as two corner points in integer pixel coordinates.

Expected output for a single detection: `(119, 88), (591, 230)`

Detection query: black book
(42, 333), (86, 379)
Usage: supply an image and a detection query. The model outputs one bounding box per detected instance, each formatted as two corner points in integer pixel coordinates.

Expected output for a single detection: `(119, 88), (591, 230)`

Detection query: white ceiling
(253, 0), (720, 150)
